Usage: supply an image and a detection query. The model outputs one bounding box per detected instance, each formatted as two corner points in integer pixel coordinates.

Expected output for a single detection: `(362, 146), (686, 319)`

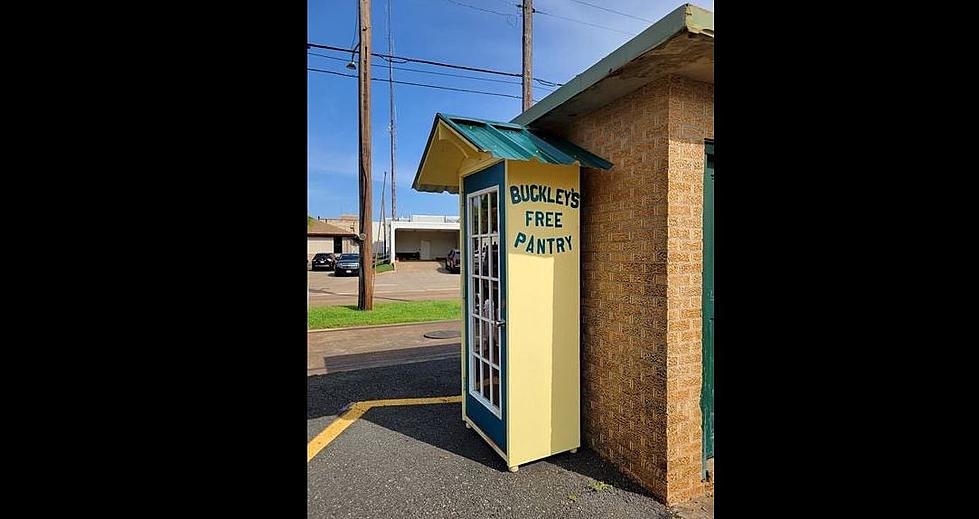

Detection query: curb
(307, 319), (461, 333)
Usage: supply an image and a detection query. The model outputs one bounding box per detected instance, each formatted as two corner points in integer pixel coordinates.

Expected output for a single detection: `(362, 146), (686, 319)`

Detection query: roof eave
(411, 113), (615, 194)
(411, 114), (484, 194)
(512, 3), (713, 128)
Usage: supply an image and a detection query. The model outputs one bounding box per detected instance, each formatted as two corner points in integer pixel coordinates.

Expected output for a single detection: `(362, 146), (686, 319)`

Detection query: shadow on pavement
(366, 403), (652, 497)
(365, 403), (506, 471)
(307, 357), (460, 420)
(307, 356), (655, 498)
(319, 344), (460, 374)
(547, 448), (650, 496)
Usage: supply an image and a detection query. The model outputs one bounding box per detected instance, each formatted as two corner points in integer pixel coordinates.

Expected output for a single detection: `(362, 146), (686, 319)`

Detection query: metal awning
(412, 113), (612, 194)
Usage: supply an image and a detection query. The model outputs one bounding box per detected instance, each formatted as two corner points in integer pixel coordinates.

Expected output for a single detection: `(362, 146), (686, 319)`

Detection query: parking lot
(308, 260), (460, 307)
(305, 313), (713, 518)
(307, 357), (689, 519)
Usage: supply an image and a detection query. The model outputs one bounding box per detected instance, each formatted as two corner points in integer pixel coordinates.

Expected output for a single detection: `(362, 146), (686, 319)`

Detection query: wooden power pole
(522, 0), (533, 111)
(357, 0), (374, 310)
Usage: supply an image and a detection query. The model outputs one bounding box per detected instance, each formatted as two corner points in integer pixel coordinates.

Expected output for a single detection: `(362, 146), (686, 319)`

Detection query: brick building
(411, 3), (713, 506)
(512, 4), (714, 504)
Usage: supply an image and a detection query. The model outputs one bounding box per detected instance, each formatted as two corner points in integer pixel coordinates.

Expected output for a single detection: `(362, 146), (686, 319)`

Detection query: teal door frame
(701, 141), (714, 470)
(462, 162), (507, 452)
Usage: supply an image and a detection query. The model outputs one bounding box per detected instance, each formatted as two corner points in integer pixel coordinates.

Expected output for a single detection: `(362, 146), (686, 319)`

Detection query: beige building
(307, 219), (357, 259)
(320, 214), (359, 234)
(308, 214), (461, 263)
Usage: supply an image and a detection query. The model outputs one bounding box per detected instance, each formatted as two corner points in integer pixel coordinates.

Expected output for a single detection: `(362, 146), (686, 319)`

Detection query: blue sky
(307, 0), (714, 219)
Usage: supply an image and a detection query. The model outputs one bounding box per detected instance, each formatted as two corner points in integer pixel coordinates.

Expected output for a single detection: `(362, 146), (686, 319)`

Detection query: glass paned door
(462, 162), (506, 451)
(467, 187), (503, 418)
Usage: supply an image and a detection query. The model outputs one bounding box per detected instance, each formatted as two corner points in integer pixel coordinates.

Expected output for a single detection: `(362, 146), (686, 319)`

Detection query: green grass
(588, 480), (614, 493)
(308, 299), (461, 329)
(374, 263), (394, 274)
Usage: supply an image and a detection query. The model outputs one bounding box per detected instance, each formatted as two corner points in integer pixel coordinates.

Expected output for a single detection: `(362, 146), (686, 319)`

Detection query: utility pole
(522, 0), (533, 111)
(379, 170), (387, 261)
(386, 0), (397, 223)
(357, 0), (374, 310)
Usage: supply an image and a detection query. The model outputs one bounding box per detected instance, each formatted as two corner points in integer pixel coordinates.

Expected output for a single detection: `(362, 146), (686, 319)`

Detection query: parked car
(445, 249), (461, 273)
(311, 252), (336, 271)
(334, 253), (361, 276)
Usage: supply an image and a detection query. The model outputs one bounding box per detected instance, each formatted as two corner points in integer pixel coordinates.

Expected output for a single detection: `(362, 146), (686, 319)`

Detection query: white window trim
(466, 186), (503, 419)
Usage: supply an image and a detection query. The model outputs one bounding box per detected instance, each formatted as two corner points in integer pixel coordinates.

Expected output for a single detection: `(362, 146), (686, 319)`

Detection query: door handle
(495, 319), (506, 328)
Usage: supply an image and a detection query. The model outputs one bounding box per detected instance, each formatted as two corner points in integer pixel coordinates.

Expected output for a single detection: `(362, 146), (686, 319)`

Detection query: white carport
(388, 215), (459, 261)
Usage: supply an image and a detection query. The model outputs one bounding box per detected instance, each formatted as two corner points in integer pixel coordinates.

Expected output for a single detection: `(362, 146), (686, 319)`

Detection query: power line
(561, 0), (655, 24)
(308, 51), (554, 90)
(347, 0), (361, 67)
(534, 8), (638, 36)
(349, 0), (360, 49)
(442, 0), (517, 23)
(307, 42), (563, 87)
(309, 42), (514, 77)
(518, 1), (644, 34)
(308, 66), (542, 101)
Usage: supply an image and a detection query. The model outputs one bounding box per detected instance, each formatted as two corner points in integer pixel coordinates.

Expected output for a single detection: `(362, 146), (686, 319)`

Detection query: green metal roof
(436, 113), (612, 169)
(411, 113), (612, 194)
(411, 113), (612, 193)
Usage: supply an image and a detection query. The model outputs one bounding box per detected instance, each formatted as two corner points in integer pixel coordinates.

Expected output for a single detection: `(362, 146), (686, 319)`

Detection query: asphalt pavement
(307, 358), (678, 518)
(308, 261), (460, 307)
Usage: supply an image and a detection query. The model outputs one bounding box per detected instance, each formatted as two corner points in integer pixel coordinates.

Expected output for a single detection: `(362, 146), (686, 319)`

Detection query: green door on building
(701, 142), (714, 461)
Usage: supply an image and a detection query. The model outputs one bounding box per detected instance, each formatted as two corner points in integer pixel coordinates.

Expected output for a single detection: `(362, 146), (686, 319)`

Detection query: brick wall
(556, 74), (713, 505)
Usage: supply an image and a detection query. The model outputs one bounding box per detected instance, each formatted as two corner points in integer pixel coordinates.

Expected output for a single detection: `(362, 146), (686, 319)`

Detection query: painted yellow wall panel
(505, 160), (581, 467)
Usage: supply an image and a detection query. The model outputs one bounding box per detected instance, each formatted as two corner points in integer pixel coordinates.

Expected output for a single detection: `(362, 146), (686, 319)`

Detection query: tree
(307, 215), (314, 229)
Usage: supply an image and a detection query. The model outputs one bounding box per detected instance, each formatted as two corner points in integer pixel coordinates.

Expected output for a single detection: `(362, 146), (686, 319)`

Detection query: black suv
(311, 253), (336, 271)
(334, 253), (361, 276)
(445, 249), (461, 273)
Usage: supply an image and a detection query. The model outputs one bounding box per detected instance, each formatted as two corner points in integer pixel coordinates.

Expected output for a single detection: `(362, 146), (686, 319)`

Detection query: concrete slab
(307, 320), (462, 375)
(672, 494), (714, 519)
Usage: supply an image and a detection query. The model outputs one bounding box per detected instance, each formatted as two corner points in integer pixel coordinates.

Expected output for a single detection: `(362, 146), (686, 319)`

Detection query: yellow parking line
(364, 395), (462, 407)
(307, 395), (463, 463)
(306, 403), (370, 463)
